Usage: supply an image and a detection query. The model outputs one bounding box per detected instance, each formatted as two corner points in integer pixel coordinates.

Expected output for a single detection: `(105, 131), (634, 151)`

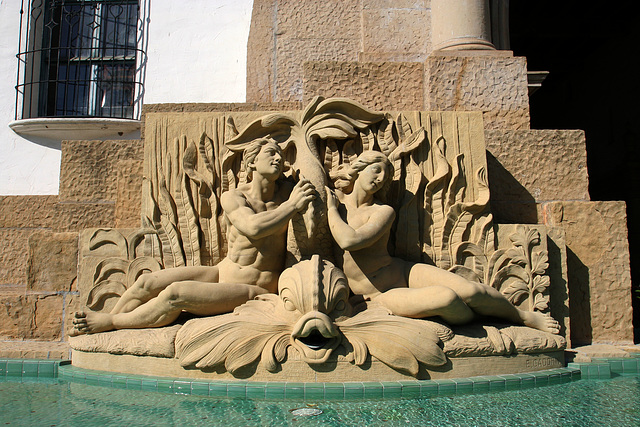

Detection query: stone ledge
(71, 350), (565, 382)
(0, 340), (71, 359)
(142, 102), (304, 114)
(9, 118), (140, 140)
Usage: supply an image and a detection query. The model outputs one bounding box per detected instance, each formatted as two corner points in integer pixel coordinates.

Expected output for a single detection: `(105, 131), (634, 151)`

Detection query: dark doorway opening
(509, 1), (640, 342)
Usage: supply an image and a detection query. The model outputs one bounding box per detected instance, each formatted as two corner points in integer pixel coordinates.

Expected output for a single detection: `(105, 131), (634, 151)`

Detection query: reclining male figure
(72, 138), (315, 334)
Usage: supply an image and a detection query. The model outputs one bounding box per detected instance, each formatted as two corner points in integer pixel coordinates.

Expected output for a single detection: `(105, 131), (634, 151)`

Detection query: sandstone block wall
(248, 0), (433, 103)
(301, 53), (531, 131)
(485, 129), (590, 224)
(542, 201), (633, 344)
(542, 201), (634, 345)
(0, 196), (73, 345)
(0, 139), (143, 358)
(425, 52), (530, 130)
(247, 0), (531, 132)
(303, 61), (425, 111)
(360, 0), (431, 62)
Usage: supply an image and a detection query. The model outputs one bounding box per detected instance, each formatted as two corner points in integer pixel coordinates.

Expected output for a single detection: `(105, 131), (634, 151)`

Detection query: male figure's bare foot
(521, 311), (560, 334)
(71, 311), (116, 335)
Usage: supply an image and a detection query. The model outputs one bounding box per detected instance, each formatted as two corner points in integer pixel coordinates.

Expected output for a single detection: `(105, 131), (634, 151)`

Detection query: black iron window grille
(15, 0), (145, 120)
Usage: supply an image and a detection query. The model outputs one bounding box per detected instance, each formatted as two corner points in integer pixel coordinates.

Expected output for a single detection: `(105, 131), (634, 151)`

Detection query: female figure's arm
(326, 188), (395, 251)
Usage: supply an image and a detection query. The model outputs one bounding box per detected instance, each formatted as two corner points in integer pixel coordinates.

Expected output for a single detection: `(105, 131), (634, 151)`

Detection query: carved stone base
(71, 349), (564, 382)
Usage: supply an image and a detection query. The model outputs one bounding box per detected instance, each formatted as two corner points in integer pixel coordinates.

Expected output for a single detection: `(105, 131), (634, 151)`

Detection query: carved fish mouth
(291, 311), (340, 364)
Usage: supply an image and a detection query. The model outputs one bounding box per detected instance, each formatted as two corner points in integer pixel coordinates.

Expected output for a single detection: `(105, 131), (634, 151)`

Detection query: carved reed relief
(140, 98), (508, 276)
(74, 97), (560, 377)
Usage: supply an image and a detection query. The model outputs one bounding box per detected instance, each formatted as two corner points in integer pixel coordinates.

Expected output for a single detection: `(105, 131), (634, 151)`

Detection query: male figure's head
(243, 138), (284, 181)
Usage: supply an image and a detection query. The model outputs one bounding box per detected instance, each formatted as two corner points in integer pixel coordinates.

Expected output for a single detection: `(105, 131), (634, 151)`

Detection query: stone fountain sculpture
(69, 97), (565, 381)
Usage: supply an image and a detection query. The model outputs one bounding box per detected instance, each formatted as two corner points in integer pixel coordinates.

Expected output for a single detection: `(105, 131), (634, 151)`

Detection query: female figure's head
(332, 151), (394, 198)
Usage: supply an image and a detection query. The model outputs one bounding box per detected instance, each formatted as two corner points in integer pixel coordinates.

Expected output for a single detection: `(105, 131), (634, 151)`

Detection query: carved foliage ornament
(80, 97), (557, 376)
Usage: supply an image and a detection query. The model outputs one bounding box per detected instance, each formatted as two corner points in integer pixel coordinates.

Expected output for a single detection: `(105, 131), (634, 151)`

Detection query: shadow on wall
(546, 235), (569, 339)
(485, 151), (538, 224)
(566, 247), (591, 346)
(15, 134), (62, 151)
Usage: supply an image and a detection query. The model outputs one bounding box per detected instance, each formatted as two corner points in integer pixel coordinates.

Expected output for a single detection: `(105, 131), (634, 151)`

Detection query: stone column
(431, 0), (496, 51)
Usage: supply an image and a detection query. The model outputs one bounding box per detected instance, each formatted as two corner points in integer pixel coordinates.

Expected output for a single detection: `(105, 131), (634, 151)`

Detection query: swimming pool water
(1, 375), (639, 426)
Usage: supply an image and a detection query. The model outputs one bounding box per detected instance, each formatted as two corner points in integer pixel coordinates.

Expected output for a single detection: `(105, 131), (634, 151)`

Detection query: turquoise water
(1, 375), (639, 426)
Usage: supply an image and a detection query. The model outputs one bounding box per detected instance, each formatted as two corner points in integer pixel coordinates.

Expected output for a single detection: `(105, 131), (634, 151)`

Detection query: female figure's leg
(374, 286), (474, 325)
(406, 263), (560, 334)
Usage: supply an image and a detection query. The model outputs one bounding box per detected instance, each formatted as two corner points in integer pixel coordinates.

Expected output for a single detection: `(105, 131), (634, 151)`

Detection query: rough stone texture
(0, 293), (34, 339)
(542, 201), (634, 345)
(59, 140), (144, 203)
(362, 7), (430, 57)
(571, 344), (632, 362)
(276, 36), (360, 102)
(53, 202), (116, 232)
(486, 129), (590, 224)
(247, 0), (363, 102)
(363, 0), (429, 7)
(277, 0), (361, 40)
(273, 0), (361, 102)
(425, 52), (530, 130)
(247, 0), (438, 102)
(29, 294), (64, 340)
(0, 229), (35, 286)
(0, 142), (119, 347)
(0, 291), (69, 340)
(0, 341), (70, 359)
(358, 51), (429, 62)
(0, 198), (80, 344)
(303, 61), (424, 110)
(0, 196), (59, 228)
(27, 231), (78, 293)
(246, 0), (278, 103)
(115, 159), (143, 229)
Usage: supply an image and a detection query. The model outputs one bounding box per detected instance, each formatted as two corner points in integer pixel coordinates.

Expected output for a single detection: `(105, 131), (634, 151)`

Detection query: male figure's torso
(218, 181), (293, 292)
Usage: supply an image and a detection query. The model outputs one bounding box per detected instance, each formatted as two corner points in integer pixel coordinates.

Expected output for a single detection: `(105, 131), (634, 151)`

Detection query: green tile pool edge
(0, 358), (69, 378)
(2, 356), (639, 400)
(569, 352), (640, 378)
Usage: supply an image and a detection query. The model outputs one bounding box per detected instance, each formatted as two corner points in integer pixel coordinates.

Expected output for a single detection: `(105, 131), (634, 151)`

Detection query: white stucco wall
(0, 1), (62, 195)
(145, 0), (253, 104)
(0, 0), (253, 195)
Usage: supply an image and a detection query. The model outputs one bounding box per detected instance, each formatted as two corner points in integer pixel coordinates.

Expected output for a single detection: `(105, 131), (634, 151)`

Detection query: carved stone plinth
(70, 321), (565, 381)
(69, 98), (568, 381)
